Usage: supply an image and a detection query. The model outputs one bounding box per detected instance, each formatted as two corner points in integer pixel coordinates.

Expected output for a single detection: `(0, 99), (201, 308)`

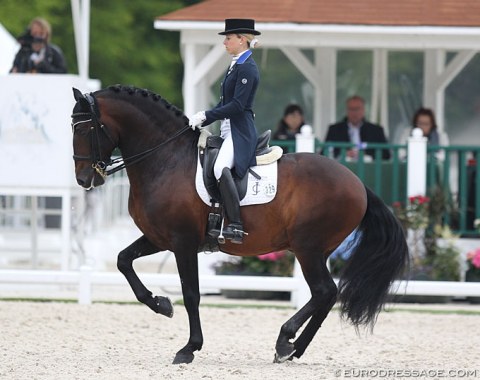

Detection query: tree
(0, 0), (198, 107)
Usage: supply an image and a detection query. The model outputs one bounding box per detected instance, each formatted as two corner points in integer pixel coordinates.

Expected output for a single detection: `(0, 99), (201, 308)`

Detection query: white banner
(0, 74), (91, 188)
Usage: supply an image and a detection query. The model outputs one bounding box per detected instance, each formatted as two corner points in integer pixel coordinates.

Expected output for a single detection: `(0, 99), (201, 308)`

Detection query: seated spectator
(273, 104), (305, 152)
(324, 95), (391, 160)
(411, 107), (439, 145)
(10, 17), (67, 74)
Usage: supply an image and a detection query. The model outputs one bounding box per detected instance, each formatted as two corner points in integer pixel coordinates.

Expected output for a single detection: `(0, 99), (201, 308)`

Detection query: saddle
(199, 130), (274, 203)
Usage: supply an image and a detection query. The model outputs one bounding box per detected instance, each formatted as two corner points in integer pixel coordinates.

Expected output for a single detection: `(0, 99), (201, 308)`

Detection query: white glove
(189, 111), (206, 130)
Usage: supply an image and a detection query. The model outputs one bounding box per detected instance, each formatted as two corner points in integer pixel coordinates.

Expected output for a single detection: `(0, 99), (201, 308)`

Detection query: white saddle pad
(195, 155), (278, 206)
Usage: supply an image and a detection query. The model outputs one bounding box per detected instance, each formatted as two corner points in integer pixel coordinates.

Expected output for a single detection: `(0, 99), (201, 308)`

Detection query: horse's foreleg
(171, 249), (203, 365)
(117, 235), (173, 317)
(274, 255), (337, 363)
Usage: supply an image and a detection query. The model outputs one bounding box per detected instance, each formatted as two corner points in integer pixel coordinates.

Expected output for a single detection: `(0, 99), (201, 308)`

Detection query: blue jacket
(204, 50), (259, 178)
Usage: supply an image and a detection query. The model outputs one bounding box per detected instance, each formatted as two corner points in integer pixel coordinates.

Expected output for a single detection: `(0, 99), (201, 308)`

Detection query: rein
(105, 123), (191, 176)
(71, 93), (192, 178)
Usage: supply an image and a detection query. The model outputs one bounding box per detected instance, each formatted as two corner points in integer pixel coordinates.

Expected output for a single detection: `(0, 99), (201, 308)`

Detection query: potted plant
(392, 188), (461, 302)
(465, 218), (480, 303)
(213, 251), (295, 300)
(392, 195), (430, 268)
(466, 248), (480, 281)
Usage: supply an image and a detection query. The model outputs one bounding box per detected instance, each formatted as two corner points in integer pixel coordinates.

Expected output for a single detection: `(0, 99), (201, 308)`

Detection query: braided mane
(103, 84), (189, 124)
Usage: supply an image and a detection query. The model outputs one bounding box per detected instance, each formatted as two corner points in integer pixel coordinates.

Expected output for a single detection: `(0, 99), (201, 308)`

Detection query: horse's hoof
(172, 352), (194, 364)
(154, 296), (174, 318)
(273, 348), (296, 363)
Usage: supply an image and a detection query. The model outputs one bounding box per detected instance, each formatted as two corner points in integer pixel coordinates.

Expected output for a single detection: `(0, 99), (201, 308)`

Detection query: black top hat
(219, 18), (261, 36)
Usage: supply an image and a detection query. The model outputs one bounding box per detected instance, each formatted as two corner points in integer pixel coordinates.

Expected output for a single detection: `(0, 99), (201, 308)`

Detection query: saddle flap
(200, 130), (276, 203)
(256, 130), (271, 156)
(202, 137), (223, 201)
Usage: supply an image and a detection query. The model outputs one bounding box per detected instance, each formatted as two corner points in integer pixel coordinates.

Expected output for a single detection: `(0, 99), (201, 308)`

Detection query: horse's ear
(72, 87), (91, 111)
(72, 87), (83, 101)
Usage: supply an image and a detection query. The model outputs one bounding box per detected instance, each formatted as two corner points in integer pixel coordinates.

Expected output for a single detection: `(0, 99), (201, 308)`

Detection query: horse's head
(71, 87), (117, 189)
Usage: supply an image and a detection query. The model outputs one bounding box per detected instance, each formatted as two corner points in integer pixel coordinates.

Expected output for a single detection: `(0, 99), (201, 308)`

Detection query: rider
(189, 18), (261, 244)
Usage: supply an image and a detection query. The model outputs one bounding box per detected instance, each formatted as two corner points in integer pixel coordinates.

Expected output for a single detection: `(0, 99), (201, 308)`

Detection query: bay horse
(71, 85), (408, 365)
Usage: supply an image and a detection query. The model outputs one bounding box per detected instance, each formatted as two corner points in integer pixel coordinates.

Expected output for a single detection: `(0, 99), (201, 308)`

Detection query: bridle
(71, 93), (115, 178)
(71, 92), (192, 178)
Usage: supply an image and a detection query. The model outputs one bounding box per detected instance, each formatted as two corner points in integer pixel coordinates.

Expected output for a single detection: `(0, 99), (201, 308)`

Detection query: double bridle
(71, 93), (191, 178)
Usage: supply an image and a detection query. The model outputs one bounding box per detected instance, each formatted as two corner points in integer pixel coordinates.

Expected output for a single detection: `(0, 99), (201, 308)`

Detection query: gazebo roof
(156, 0), (480, 27)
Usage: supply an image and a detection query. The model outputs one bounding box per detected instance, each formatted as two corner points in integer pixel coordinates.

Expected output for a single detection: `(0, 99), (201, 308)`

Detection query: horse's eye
(73, 124), (90, 137)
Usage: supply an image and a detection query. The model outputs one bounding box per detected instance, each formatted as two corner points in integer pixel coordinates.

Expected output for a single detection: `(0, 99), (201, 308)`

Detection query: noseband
(71, 92), (192, 177)
(71, 93), (116, 179)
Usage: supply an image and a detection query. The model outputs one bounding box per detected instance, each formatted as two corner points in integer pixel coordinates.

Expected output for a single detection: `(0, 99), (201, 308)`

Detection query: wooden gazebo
(155, 0), (480, 138)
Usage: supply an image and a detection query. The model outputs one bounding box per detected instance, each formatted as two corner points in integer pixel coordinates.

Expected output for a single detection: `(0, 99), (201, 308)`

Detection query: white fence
(1, 117), (479, 305)
(1, 268), (480, 308)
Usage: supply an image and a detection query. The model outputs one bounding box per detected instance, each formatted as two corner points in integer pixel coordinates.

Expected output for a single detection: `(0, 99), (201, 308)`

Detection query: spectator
(324, 95), (391, 160)
(10, 17), (67, 74)
(273, 104), (306, 152)
(411, 107), (439, 145)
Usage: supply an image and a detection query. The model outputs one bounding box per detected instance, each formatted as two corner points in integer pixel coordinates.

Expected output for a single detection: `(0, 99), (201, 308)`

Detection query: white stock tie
(229, 56), (239, 70)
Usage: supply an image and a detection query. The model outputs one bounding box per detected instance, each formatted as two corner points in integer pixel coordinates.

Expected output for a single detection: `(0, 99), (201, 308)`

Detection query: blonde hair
(29, 17), (52, 42)
(240, 33), (259, 48)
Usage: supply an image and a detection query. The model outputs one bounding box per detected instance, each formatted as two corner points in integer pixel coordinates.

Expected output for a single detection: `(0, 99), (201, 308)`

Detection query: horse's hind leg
(117, 235), (173, 317)
(290, 292), (336, 359)
(274, 253), (337, 363)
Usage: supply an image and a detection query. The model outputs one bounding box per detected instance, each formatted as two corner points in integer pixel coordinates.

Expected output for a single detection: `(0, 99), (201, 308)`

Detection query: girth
(199, 130), (272, 202)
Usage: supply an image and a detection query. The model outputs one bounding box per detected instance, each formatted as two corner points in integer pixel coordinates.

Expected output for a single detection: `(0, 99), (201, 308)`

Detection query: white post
(182, 42), (196, 117)
(71, 0), (91, 81)
(78, 265), (92, 305)
(80, 0), (91, 81)
(291, 261), (310, 309)
(61, 192), (71, 271)
(295, 125), (315, 153)
(407, 128), (428, 197)
(292, 125), (315, 308)
(315, 47), (336, 138)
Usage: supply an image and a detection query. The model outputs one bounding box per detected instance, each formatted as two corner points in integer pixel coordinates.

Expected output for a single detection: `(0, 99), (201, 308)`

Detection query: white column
(182, 42), (196, 117)
(315, 47), (336, 138)
(423, 50), (445, 132)
(71, 0), (90, 81)
(182, 41), (226, 116)
(407, 128), (428, 197)
(371, 49), (388, 132)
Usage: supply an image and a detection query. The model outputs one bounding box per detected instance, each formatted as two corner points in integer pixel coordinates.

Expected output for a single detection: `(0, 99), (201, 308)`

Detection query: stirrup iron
(217, 217), (226, 244)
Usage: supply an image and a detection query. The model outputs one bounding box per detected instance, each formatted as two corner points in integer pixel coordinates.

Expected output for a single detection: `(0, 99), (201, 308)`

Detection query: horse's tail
(337, 186), (409, 329)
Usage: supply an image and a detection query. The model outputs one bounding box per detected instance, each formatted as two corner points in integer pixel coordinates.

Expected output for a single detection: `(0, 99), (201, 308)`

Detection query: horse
(70, 84), (408, 365)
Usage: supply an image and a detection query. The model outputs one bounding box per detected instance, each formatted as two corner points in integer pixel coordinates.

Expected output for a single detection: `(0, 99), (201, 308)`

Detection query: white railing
(1, 124), (479, 304)
(1, 268), (480, 308)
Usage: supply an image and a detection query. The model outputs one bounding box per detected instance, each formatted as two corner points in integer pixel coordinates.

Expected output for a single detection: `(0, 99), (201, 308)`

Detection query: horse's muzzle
(76, 167), (105, 189)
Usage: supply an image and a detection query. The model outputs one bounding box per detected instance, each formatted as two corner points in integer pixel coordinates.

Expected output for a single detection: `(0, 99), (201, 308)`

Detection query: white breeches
(214, 119), (235, 180)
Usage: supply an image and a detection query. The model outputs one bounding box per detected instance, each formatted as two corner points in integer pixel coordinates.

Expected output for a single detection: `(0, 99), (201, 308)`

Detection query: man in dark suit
(324, 95), (390, 160)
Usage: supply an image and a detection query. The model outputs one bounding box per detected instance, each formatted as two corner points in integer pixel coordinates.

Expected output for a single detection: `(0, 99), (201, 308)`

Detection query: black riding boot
(215, 167), (245, 244)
